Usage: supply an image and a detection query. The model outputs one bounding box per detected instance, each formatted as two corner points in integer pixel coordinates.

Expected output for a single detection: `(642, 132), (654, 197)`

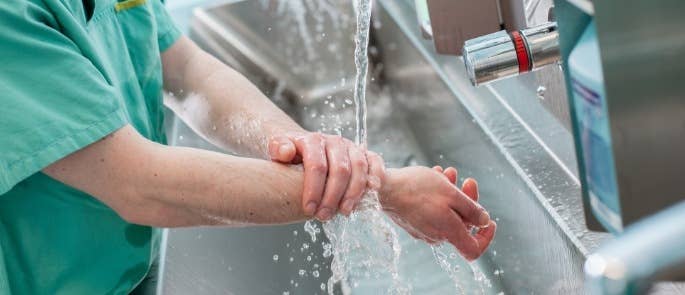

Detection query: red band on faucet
(511, 31), (531, 73)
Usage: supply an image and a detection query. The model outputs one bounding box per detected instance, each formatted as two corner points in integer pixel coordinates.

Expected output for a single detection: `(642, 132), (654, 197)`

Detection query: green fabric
(0, 0), (181, 293)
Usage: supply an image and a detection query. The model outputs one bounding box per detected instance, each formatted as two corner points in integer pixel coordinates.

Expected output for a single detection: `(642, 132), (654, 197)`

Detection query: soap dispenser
(568, 21), (622, 234)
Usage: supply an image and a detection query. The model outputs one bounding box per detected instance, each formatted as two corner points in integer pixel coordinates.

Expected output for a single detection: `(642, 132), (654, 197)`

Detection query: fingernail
(317, 208), (333, 220)
(305, 202), (317, 216)
(478, 211), (491, 227)
(342, 200), (355, 215)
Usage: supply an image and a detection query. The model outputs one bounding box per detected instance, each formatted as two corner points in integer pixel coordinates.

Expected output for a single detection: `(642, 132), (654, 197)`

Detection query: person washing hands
(0, 1), (495, 294)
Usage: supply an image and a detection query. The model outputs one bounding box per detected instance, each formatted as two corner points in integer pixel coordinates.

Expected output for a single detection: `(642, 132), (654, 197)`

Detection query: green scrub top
(0, 0), (181, 293)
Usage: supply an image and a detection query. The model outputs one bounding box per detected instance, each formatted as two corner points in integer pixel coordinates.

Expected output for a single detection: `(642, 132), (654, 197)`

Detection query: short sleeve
(152, 0), (182, 52)
(0, 2), (128, 194)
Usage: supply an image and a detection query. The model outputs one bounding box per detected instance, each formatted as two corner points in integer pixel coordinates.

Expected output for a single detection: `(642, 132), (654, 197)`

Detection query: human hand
(268, 132), (377, 220)
(379, 166), (496, 261)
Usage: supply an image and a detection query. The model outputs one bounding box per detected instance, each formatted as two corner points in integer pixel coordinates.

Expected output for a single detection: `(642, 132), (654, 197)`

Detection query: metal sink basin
(160, 0), (595, 294)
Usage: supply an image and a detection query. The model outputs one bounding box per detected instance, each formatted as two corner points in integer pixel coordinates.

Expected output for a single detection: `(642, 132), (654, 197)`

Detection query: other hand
(380, 165), (496, 261)
(268, 132), (376, 220)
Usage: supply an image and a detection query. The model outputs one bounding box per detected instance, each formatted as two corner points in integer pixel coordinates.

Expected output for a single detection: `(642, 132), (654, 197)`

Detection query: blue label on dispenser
(572, 79), (623, 233)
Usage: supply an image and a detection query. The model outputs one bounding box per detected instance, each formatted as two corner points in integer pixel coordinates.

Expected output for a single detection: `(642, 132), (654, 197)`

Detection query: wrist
(378, 168), (404, 212)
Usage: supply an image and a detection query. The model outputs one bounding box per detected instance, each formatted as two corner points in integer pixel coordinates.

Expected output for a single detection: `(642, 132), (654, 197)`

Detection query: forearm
(141, 145), (309, 226)
(162, 37), (304, 158)
(44, 126), (308, 228)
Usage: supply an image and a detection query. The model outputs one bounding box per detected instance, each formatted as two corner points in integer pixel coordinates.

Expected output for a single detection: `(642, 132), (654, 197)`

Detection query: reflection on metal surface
(522, 23), (560, 69)
(462, 22), (560, 86)
(462, 30), (519, 86)
(189, 0), (357, 105)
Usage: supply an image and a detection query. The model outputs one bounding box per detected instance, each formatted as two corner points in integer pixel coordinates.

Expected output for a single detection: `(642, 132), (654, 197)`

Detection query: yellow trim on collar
(114, 0), (147, 12)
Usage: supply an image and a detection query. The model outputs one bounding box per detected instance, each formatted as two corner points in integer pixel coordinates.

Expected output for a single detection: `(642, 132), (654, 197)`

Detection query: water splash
(431, 243), (493, 295)
(431, 243), (466, 294)
(323, 192), (407, 294)
(320, 1), (407, 294)
(536, 85), (546, 100)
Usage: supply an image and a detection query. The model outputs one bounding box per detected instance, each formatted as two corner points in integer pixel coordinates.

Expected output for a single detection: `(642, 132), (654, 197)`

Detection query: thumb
(268, 136), (297, 163)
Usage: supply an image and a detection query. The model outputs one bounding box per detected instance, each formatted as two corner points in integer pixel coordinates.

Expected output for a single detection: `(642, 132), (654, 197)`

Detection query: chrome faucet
(462, 22), (560, 86)
(585, 201), (685, 294)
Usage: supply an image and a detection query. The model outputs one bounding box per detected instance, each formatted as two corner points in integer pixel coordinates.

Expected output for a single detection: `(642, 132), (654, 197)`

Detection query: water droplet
(211, 125), (217, 131)
(449, 253), (457, 259)
(273, 254), (279, 261)
(289, 257), (294, 262)
(178, 135), (184, 141)
(320, 283), (326, 290)
(293, 230), (298, 236)
(298, 269), (306, 276)
(312, 270), (320, 278)
(536, 86), (546, 100)
(345, 99), (353, 105)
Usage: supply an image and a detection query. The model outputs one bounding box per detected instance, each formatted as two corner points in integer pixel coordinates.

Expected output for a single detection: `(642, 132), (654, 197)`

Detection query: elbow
(114, 199), (178, 228)
(103, 183), (174, 227)
(110, 188), (202, 228)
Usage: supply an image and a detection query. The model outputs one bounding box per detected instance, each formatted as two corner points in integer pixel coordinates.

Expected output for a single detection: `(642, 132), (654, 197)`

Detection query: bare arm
(44, 125), (307, 227)
(161, 36), (302, 158)
(161, 36), (372, 219)
(43, 125), (494, 259)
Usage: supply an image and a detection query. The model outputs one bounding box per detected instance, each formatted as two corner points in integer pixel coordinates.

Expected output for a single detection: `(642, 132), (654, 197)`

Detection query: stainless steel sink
(160, 0), (598, 294)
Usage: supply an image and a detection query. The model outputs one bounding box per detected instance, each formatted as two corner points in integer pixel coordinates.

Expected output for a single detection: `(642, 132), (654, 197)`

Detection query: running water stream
(292, 0), (491, 293)
(352, 0), (370, 147)
(320, 0), (408, 294)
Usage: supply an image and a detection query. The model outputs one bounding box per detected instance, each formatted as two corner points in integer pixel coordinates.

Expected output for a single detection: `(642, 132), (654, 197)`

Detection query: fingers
(443, 167), (458, 184)
(339, 145), (368, 215)
(268, 136), (297, 163)
(446, 215), (496, 261)
(445, 213), (482, 261)
(293, 134), (328, 216)
(449, 188), (490, 227)
(461, 178), (479, 202)
(317, 136), (352, 220)
(433, 166), (458, 184)
(474, 220), (497, 255)
(367, 151), (386, 191)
